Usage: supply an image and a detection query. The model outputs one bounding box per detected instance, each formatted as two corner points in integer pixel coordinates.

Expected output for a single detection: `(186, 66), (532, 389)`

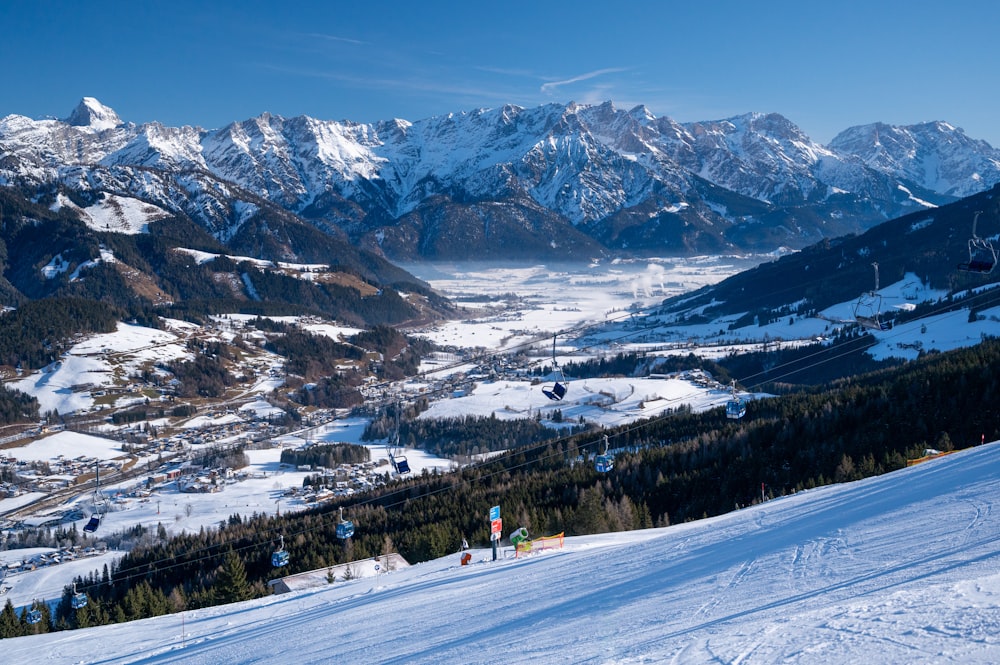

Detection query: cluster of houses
(1, 543), (107, 575)
(0, 455), (123, 494)
(281, 459), (388, 507)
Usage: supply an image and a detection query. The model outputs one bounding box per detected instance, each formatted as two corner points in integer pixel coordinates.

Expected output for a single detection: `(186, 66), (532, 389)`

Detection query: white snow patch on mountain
(40, 253), (70, 279)
(50, 192), (170, 234)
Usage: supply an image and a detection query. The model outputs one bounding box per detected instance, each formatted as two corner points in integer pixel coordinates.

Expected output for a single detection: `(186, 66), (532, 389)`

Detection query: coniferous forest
(5, 337), (999, 635)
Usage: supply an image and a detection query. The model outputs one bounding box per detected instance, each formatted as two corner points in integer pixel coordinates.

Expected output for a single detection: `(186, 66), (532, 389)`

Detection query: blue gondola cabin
(336, 520), (354, 539)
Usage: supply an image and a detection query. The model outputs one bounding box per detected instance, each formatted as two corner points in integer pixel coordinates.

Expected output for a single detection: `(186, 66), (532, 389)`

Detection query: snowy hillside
(5, 439), (1000, 663)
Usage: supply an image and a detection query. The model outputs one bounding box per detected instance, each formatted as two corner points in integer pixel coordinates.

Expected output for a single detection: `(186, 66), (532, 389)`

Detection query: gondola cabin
(594, 435), (614, 473)
(71, 592), (88, 609)
(272, 535), (289, 567)
(271, 549), (290, 568)
(336, 520), (355, 540)
(26, 609), (42, 625)
(83, 515), (101, 533)
(726, 398), (747, 420)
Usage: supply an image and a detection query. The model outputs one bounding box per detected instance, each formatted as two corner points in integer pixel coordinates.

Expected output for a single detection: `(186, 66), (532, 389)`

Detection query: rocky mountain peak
(64, 97), (123, 131)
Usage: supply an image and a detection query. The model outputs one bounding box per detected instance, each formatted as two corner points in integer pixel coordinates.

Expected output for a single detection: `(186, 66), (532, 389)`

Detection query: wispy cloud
(303, 32), (366, 46)
(540, 68), (627, 94)
(257, 63), (519, 109)
(475, 65), (540, 79)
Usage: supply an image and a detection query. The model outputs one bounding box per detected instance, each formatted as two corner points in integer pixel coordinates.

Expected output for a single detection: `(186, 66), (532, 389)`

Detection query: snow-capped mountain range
(2, 97), (1000, 260)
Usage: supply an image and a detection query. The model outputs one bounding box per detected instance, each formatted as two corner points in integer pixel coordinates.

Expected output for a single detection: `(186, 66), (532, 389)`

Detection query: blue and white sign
(489, 505), (500, 521)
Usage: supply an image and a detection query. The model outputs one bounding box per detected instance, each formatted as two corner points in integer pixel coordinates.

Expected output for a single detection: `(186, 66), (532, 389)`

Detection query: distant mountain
(2, 99), (1000, 260)
(0, 186), (451, 334)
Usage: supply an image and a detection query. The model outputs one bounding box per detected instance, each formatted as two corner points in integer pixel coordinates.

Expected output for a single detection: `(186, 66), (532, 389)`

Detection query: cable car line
(57, 257), (1000, 601)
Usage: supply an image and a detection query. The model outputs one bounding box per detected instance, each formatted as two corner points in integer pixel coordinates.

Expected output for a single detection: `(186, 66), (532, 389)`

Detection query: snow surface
(11, 430), (125, 462)
(50, 192), (170, 234)
(5, 440), (1000, 663)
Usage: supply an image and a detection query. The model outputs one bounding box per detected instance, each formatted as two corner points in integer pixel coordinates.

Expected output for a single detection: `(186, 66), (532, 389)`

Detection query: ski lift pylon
(854, 262), (892, 331)
(958, 210), (997, 274)
(541, 335), (568, 401)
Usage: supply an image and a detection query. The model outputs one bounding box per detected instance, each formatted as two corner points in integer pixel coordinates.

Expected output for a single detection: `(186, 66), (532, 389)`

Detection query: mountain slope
(0, 186), (451, 335)
(7, 441), (1000, 664)
(656, 182), (1000, 322)
(4, 99), (1000, 260)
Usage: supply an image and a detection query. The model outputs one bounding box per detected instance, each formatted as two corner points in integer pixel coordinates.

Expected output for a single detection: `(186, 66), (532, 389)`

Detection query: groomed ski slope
(7, 442), (1000, 664)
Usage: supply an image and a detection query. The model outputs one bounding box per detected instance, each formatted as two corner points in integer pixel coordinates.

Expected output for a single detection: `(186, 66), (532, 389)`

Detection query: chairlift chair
(83, 461), (108, 533)
(271, 535), (290, 568)
(389, 451), (411, 475)
(541, 335), (568, 401)
(385, 404), (411, 474)
(541, 382), (567, 401)
(71, 583), (88, 609)
(336, 507), (354, 540)
(594, 435), (615, 473)
(854, 262), (892, 331)
(726, 380), (747, 420)
(958, 211), (997, 274)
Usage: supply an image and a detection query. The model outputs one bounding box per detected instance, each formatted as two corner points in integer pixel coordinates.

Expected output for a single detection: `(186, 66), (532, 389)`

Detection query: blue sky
(3, 1), (1000, 146)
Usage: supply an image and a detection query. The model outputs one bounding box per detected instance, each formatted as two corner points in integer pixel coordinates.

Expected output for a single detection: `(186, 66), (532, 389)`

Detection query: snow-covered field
(6, 439), (1000, 663)
(401, 257), (758, 350)
(418, 375), (756, 428)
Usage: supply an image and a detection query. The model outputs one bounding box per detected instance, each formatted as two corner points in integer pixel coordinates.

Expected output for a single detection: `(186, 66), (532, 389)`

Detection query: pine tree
(0, 599), (20, 638)
(216, 550), (251, 604)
